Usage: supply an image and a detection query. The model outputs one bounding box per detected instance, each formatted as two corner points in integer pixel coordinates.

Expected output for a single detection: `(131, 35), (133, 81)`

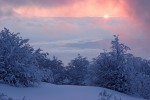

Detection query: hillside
(0, 82), (145, 100)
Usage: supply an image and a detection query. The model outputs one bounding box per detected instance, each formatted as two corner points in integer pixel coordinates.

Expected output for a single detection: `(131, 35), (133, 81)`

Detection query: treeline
(0, 28), (150, 99)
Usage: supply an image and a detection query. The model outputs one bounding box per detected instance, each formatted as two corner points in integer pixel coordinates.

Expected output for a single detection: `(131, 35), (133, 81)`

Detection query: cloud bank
(0, 0), (150, 61)
(1, 0), (150, 30)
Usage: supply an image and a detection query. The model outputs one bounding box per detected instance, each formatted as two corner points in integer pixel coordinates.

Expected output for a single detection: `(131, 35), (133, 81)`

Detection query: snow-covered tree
(48, 56), (65, 84)
(34, 48), (54, 83)
(87, 35), (130, 92)
(34, 49), (65, 84)
(33, 46), (65, 84)
(66, 54), (89, 85)
(125, 55), (150, 99)
(0, 28), (41, 87)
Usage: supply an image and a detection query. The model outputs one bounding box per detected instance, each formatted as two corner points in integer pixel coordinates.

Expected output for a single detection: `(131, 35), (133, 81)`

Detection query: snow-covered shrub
(0, 93), (28, 100)
(125, 57), (150, 99)
(66, 54), (89, 85)
(98, 90), (122, 100)
(34, 48), (54, 83)
(129, 73), (150, 99)
(48, 57), (66, 84)
(0, 93), (13, 100)
(41, 68), (54, 83)
(34, 48), (65, 84)
(98, 90), (112, 100)
(0, 28), (41, 87)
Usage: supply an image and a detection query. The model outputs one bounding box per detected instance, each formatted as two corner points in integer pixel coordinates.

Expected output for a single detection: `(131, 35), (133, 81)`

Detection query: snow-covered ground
(0, 82), (145, 100)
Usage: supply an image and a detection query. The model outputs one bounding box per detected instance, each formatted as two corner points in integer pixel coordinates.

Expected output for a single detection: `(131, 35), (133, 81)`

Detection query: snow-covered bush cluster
(0, 93), (27, 100)
(85, 36), (150, 99)
(86, 36), (150, 99)
(86, 35), (130, 92)
(0, 28), (150, 99)
(98, 90), (122, 100)
(64, 35), (150, 99)
(65, 54), (89, 85)
(0, 93), (12, 100)
(0, 28), (41, 86)
(0, 28), (54, 87)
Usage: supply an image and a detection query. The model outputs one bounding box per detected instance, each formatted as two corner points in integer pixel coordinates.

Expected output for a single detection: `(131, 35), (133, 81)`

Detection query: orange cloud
(13, 0), (127, 18)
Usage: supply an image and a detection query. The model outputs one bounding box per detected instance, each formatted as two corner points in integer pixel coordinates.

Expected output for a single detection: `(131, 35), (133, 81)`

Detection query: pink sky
(0, 0), (150, 63)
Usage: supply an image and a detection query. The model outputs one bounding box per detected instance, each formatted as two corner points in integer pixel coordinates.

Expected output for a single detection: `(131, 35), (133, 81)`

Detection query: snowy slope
(0, 82), (145, 100)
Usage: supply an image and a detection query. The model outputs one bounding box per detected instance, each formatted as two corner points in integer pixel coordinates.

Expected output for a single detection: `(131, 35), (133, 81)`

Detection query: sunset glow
(0, 0), (150, 61)
(103, 14), (109, 19)
(11, 0), (128, 18)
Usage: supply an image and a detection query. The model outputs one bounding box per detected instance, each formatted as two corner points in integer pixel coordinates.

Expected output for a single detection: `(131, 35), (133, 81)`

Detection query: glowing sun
(103, 14), (109, 19)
